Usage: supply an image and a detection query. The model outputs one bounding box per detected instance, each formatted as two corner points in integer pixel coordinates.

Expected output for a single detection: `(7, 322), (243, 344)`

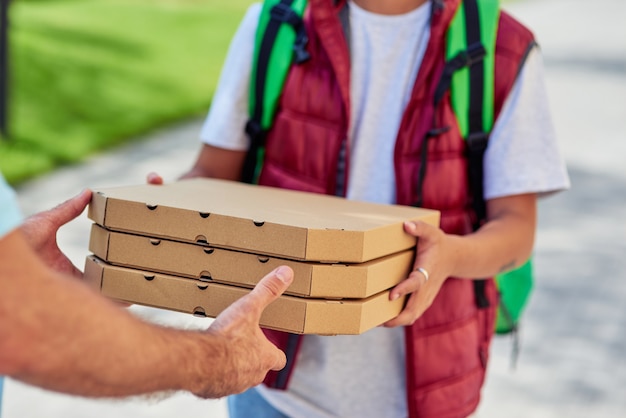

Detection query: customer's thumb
(247, 266), (294, 315)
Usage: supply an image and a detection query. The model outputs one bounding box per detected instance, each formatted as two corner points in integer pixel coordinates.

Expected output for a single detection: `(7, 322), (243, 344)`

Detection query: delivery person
(164, 0), (570, 416)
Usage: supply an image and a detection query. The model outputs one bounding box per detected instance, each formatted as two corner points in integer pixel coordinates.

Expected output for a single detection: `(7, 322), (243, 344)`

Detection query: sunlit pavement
(3, 0), (625, 417)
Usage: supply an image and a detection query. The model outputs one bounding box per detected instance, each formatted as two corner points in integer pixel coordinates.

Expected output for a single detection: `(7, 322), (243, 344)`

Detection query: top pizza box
(88, 178), (440, 263)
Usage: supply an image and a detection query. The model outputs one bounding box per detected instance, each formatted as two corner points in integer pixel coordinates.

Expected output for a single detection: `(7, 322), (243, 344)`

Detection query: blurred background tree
(0, 0), (253, 185)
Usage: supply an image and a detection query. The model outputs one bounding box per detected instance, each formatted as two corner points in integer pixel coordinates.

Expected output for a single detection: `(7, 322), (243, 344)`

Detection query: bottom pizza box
(84, 255), (406, 335)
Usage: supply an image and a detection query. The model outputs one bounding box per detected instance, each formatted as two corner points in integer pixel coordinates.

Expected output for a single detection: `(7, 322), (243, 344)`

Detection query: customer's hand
(19, 189), (92, 278)
(193, 266), (294, 398)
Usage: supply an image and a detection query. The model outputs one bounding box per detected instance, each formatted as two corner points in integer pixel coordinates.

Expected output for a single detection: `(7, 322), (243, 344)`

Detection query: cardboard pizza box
(88, 224), (414, 299)
(88, 178), (440, 263)
(84, 255), (406, 335)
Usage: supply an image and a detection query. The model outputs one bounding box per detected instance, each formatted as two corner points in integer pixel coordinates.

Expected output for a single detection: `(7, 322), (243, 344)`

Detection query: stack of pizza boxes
(84, 178), (440, 335)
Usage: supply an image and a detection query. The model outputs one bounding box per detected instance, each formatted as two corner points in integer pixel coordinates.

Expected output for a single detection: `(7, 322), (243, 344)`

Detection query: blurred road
(3, 0), (626, 417)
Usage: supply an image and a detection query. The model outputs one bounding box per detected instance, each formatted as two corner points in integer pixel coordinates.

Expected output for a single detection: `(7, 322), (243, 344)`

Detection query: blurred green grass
(0, 0), (254, 185)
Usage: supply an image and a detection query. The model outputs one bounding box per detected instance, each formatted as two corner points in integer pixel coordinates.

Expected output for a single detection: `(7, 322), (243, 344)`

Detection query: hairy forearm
(8, 304), (214, 397)
(0, 231), (225, 398)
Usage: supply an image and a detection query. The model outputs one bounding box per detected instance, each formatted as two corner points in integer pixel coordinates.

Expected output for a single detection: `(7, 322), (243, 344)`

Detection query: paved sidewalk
(3, 0), (626, 417)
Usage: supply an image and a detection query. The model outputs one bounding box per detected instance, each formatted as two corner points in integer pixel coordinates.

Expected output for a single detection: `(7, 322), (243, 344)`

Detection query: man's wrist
(170, 328), (229, 398)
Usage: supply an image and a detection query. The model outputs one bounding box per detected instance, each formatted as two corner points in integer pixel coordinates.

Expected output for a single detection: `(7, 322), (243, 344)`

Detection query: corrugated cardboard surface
(84, 256), (406, 335)
(89, 224), (415, 299)
(88, 178), (440, 263)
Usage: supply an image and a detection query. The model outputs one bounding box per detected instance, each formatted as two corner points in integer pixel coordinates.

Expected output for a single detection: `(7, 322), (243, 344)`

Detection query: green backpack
(243, 0), (533, 339)
(444, 0), (533, 338)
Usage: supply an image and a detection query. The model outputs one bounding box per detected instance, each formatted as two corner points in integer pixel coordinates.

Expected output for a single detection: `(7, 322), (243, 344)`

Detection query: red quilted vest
(257, 1), (535, 416)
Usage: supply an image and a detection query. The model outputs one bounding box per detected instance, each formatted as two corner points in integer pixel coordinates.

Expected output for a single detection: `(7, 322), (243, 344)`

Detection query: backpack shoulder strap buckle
(464, 42), (486, 67)
(466, 131), (489, 153)
(270, 3), (310, 64)
(245, 119), (264, 144)
(270, 3), (302, 26)
(293, 32), (311, 64)
(448, 42), (486, 71)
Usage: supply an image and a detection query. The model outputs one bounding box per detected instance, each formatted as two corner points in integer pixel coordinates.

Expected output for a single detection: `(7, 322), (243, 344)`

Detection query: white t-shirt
(201, 2), (570, 417)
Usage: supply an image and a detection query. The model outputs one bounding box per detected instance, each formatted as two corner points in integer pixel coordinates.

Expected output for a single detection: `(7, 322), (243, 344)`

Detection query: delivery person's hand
(146, 172), (164, 185)
(383, 220), (451, 327)
(193, 265), (294, 398)
(18, 189), (92, 279)
(384, 194), (536, 327)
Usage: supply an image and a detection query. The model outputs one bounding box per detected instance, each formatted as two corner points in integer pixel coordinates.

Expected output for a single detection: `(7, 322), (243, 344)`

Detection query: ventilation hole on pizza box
(199, 212), (210, 218)
(197, 283), (209, 290)
(144, 275), (155, 281)
(196, 235), (208, 245)
(193, 307), (207, 317)
(253, 221), (265, 227)
(257, 256), (270, 264)
(149, 239), (161, 246)
(146, 204), (158, 211)
(203, 247), (215, 255)
(199, 272), (212, 282)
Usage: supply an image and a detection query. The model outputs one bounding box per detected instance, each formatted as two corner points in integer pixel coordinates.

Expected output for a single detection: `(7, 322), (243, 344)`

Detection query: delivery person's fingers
(146, 172), (164, 185)
(389, 266), (430, 301)
(384, 221), (448, 326)
(383, 290), (427, 327)
(402, 220), (438, 241)
(388, 221), (437, 301)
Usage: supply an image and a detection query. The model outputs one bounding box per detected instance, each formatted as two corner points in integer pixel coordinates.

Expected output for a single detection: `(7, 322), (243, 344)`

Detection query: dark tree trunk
(0, 0), (10, 139)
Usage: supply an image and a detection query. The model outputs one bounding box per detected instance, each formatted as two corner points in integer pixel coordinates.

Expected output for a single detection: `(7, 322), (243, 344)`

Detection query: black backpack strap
(242, 120), (265, 184)
(429, 0), (491, 308)
(463, 0), (492, 309)
(422, 1), (488, 220)
(242, 0), (309, 184)
(433, 42), (486, 108)
(464, 0), (489, 233)
(416, 43), (485, 208)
